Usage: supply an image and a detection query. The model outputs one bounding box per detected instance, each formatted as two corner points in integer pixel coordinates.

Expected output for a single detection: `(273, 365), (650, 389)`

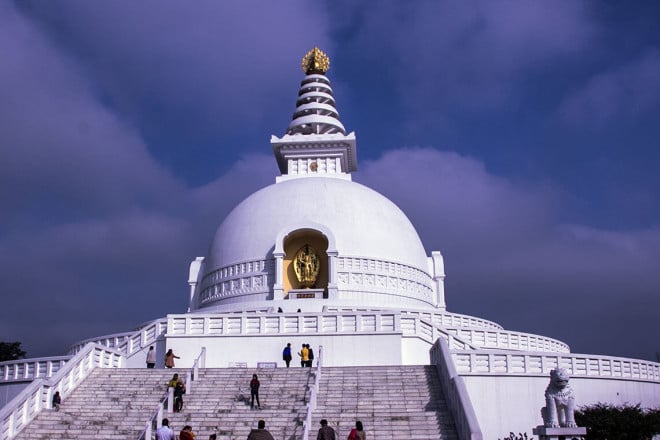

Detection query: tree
(0, 341), (27, 362)
(575, 403), (660, 440)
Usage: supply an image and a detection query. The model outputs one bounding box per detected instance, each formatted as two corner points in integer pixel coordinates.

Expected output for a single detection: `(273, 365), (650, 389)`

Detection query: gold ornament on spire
(301, 47), (330, 74)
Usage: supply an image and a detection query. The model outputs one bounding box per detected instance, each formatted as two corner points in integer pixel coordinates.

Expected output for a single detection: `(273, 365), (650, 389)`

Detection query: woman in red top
(164, 349), (180, 368)
(347, 421), (366, 440)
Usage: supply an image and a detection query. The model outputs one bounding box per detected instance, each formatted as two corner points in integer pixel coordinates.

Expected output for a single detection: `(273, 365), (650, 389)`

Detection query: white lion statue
(542, 368), (577, 428)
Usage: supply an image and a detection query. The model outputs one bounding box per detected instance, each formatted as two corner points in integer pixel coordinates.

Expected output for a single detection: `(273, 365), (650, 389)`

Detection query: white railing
(167, 312), (400, 336)
(451, 349), (660, 381)
(138, 347), (206, 440)
(186, 347), (206, 395)
(0, 357), (71, 383)
(324, 307), (504, 330)
(301, 346), (322, 440)
(68, 318), (168, 357)
(0, 343), (125, 440)
(444, 327), (570, 353)
(166, 312), (567, 358)
(431, 339), (483, 440)
(0, 318), (168, 385)
(401, 316), (477, 349)
(401, 310), (503, 330)
(67, 333), (132, 355)
(399, 314), (570, 353)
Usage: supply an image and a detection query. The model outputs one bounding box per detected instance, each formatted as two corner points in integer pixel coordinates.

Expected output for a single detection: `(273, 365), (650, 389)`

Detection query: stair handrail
(137, 347), (205, 440)
(68, 317), (168, 357)
(0, 343), (125, 440)
(301, 345), (322, 440)
(431, 338), (483, 440)
(137, 389), (172, 440)
(402, 314), (478, 350)
(185, 346), (206, 395)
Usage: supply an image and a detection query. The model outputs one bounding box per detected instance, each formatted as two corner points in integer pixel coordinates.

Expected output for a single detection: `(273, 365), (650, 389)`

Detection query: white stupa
(2, 47), (657, 439)
(190, 48), (444, 315)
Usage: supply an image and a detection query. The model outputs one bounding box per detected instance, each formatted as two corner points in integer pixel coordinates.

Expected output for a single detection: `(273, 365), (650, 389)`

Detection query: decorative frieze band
(336, 256), (435, 303)
(200, 259), (273, 305)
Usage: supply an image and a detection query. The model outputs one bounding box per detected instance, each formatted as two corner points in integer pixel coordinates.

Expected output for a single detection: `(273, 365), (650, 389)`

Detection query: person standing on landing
(282, 343), (292, 368)
(298, 344), (309, 367)
(307, 344), (314, 367)
(165, 349), (180, 368)
(250, 374), (261, 409)
(146, 346), (156, 368)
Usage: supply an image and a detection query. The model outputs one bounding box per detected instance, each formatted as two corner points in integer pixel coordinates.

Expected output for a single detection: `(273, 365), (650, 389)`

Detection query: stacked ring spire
(287, 47), (346, 135)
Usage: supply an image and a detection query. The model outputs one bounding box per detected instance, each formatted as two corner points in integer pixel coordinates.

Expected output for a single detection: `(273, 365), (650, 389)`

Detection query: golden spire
(301, 47), (330, 74)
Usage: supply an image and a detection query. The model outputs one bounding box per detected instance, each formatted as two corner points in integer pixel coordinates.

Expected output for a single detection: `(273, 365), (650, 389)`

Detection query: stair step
(14, 365), (458, 440)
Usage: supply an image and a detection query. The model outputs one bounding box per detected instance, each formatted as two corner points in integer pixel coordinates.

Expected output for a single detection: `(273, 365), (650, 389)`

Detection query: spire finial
(301, 47), (330, 74)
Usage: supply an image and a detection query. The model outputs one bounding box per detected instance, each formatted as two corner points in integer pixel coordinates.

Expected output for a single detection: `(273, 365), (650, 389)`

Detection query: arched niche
(282, 229), (329, 297)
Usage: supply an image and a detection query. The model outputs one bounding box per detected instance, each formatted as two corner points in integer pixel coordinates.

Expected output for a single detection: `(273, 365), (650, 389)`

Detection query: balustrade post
(327, 251), (338, 299)
(273, 251), (284, 300)
(22, 399), (28, 430)
(167, 387), (174, 413)
(8, 409), (16, 437)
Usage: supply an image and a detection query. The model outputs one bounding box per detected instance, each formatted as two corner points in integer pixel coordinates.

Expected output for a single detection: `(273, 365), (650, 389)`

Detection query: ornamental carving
(293, 244), (320, 288)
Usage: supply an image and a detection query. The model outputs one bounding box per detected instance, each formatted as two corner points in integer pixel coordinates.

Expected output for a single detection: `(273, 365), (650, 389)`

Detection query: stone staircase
(12, 367), (312, 440)
(11, 365), (458, 440)
(312, 365), (459, 440)
(14, 368), (184, 440)
(165, 367), (311, 439)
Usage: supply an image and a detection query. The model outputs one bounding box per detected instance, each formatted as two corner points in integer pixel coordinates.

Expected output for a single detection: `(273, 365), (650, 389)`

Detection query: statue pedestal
(533, 426), (586, 440)
(288, 288), (324, 299)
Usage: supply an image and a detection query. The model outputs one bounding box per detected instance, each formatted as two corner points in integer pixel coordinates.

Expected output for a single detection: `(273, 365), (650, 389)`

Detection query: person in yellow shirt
(298, 344), (309, 367)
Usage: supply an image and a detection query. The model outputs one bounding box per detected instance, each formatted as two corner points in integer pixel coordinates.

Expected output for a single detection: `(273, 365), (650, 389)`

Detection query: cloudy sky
(1, 1), (659, 362)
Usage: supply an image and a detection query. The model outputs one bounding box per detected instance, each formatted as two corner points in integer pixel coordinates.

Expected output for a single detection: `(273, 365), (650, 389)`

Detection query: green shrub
(575, 403), (660, 440)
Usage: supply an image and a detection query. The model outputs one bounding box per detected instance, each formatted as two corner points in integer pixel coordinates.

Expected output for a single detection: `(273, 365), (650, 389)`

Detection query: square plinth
(533, 425), (587, 439)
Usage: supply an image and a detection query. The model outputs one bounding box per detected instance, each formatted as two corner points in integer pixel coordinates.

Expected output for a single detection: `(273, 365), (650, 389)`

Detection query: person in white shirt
(155, 418), (175, 440)
(146, 346), (156, 368)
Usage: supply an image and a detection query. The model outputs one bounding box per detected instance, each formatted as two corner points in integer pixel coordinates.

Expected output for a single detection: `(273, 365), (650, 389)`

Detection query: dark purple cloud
(331, 1), (595, 124)
(16, 0), (333, 178)
(1, 0), (659, 365)
(0, 154), (274, 356)
(0, 2), (184, 227)
(358, 148), (660, 360)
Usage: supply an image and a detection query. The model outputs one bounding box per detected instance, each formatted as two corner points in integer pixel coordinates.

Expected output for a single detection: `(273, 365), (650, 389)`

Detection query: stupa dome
(206, 177), (428, 272)
(191, 176), (437, 312)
